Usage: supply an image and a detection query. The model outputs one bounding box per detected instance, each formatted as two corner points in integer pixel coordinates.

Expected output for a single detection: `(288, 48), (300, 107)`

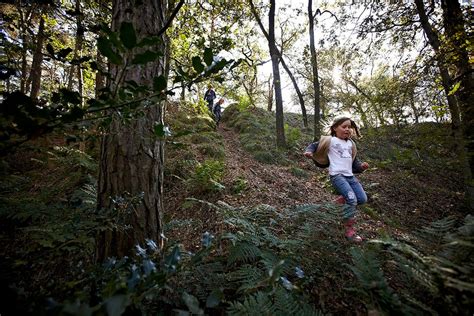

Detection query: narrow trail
(218, 123), (334, 209)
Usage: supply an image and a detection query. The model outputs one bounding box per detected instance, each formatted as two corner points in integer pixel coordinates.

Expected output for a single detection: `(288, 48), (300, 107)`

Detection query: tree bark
(414, 0), (461, 133)
(267, 74), (273, 112)
(95, 51), (106, 98)
(248, 0), (307, 127)
(308, 0), (321, 140)
(440, 0), (474, 209)
(67, 0), (84, 101)
(96, 0), (168, 261)
(268, 0), (286, 147)
(27, 12), (46, 99)
(249, 0), (285, 147)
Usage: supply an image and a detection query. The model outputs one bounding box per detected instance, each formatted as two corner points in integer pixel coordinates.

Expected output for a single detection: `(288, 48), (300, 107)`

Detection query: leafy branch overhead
(0, 21), (240, 153)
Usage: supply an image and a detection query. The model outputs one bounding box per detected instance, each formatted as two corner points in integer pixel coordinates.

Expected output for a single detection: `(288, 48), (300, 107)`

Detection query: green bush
(197, 143), (225, 159)
(188, 160), (225, 193)
(231, 177), (248, 194)
(285, 123), (302, 148)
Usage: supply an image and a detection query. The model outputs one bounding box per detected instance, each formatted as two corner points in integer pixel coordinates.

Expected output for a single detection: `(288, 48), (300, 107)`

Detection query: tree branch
(157, 0), (185, 38)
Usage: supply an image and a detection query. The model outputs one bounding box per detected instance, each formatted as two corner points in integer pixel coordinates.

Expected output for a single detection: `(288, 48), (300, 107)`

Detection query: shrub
(231, 177), (248, 194)
(188, 160), (225, 193)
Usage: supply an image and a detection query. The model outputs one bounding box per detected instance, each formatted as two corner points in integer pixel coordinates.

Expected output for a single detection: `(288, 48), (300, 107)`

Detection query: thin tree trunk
(248, 0), (307, 127)
(249, 0), (285, 147)
(18, 5), (33, 95)
(308, 0), (321, 140)
(268, 0), (285, 147)
(279, 55), (308, 127)
(96, 0), (169, 261)
(267, 74), (273, 112)
(95, 51), (106, 98)
(68, 0), (84, 101)
(27, 12), (46, 99)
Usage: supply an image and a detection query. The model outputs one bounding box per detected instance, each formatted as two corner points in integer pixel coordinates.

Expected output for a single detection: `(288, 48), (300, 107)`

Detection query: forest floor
(1, 113), (468, 314)
(164, 122), (416, 251)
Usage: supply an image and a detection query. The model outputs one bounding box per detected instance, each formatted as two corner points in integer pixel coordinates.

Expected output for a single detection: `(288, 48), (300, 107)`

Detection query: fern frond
(80, 183), (97, 205)
(227, 264), (265, 293)
(349, 247), (403, 313)
(260, 251), (295, 277)
(228, 241), (263, 266)
(273, 287), (322, 316)
(391, 251), (437, 294)
(227, 291), (275, 316)
(416, 215), (457, 249)
(442, 214), (474, 268)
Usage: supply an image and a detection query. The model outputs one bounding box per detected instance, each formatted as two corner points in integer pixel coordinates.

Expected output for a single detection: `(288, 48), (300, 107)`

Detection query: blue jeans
(330, 174), (367, 220)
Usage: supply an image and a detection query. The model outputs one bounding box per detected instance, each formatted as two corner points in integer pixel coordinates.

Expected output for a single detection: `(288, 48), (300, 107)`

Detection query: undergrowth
(0, 100), (471, 315)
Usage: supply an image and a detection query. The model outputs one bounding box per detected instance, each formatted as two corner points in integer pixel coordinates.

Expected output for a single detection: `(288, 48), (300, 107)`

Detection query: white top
(328, 136), (353, 176)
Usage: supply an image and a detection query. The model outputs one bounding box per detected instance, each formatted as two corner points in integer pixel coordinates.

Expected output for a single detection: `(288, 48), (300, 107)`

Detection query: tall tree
(249, 0), (285, 147)
(96, 0), (169, 261)
(267, 0), (285, 147)
(67, 0), (84, 100)
(26, 11), (46, 99)
(308, 0), (321, 140)
(414, 0), (473, 208)
(414, 0), (461, 137)
(249, 1), (308, 127)
(440, 0), (474, 209)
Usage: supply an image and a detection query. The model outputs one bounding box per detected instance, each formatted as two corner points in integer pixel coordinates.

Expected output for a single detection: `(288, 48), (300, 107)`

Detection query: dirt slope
(165, 123), (388, 249)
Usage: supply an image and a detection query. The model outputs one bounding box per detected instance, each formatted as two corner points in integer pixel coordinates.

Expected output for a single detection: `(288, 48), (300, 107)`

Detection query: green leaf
(97, 36), (123, 65)
(205, 59), (230, 75)
(137, 36), (162, 47)
(59, 88), (81, 105)
(120, 22), (137, 49)
(154, 123), (171, 138)
(204, 47), (213, 66)
(192, 56), (205, 73)
(46, 43), (55, 57)
(131, 50), (160, 64)
(164, 245), (181, 272)
(105, 295), (130, 316)
(182, 292), (204, 315)
(57, 47), (73, 59)
(206, 289), (224, 308)
(153, 75), (167, 92)
(448, 81), (461, 96)
(102, 26), (124, 50)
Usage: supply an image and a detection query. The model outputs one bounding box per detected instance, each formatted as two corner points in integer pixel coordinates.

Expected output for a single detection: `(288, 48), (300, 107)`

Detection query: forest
(0, 0), (473, 315)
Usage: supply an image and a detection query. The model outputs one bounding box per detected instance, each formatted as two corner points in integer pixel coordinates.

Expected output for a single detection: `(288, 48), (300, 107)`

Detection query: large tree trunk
(308, 0), (321, 140)
(440, 0), (474, 209)
(96, 0), (168, 261)
(27, 13), (45, 99)
(268, 0), (286, 147)
(414, 0), (461, 133)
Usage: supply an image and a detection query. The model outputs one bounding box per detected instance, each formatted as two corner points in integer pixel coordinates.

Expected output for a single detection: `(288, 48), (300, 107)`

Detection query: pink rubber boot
(344, 218), (362, 242)
(334, 195), (346, 205)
